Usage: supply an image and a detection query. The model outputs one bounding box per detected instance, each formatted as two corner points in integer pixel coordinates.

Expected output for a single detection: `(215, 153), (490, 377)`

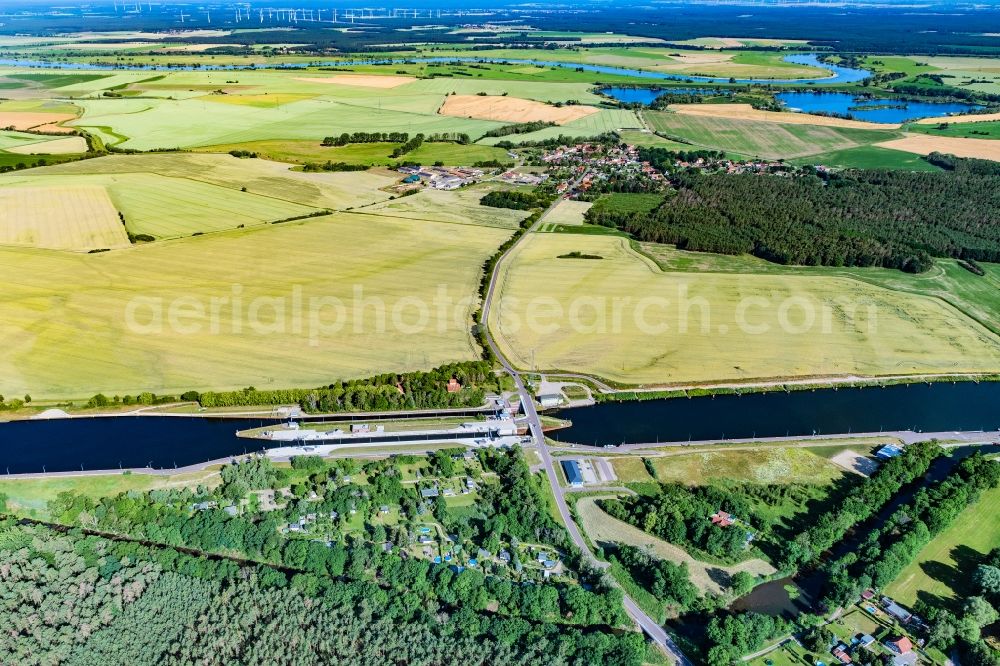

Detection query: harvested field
(489, 233), (1000, 385)
(5, 135), (87, 154)
(439, 94), (598, 125)
(0, 185), (129, 251)
(293, 74), (416, 88)
(576, 496), (776, 595)
(669, 104), (899, 130)
(877, 134), (1000, 161)
(915, 111), (1000, 125)
(0, 111), (76, 132)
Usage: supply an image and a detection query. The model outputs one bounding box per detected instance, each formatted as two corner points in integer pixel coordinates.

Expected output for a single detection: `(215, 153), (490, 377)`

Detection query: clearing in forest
(439, 94), (599, 125)
(576, 496), (776, 596)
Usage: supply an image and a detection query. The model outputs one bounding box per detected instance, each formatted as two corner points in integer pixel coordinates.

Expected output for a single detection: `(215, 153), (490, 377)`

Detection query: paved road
(480, 185), (691, 665)
(550, 429), (999, 454)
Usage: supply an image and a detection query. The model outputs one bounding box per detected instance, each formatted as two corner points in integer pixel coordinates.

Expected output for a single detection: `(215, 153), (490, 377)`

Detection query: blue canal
(549, 381), (1000, 446)
(1, 382), (999, 473)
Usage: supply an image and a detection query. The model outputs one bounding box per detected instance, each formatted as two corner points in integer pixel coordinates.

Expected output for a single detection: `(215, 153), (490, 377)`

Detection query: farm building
(402, 174), (420, 184)
(710, 510), (735, 527)
(561, 460), (583, 487)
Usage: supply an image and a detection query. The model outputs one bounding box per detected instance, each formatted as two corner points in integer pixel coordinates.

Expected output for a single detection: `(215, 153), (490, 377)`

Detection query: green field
(0, 207), (511, 399)
(489, 233), (1000, 386)
(885, 484), (1000, 611)
(788, 144), (940, 170)
(908, 119), (1000, 139)
(201, 139), (514, 167)
(650, 447), (846, 486)
(642, 109), (901, 159)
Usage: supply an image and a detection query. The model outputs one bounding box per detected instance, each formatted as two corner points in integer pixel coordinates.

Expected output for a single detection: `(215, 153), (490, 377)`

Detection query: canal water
(1, 382), (998, 473)
(0, 53), (871, 85)
(550, 381), (1000, 446)
(0, 410), (491, 474)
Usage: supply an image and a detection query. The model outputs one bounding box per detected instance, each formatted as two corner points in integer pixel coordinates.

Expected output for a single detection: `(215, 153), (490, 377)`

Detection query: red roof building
(710, 511), (734, 527)
(832, 647), (852, 664)
(885, 637), (913, 655)
(446, 378), (462, 393)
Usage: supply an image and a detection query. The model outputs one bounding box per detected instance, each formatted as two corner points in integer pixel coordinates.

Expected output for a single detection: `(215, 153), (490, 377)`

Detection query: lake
(0, 53), (871, 85)
(550, 381), (1000, 446)
(775, 91), (980, 123)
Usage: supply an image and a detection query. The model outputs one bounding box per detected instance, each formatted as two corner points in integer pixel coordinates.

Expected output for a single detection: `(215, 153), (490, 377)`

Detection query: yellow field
(5, 135), (87, 154)
(576, 496), (776, 595)
(877, 134), (1000, 162)
(439, 94), (598, 125)
(543, 199), (592, 227)
(293, 74), (417, 88)
(0, 185), (129, 251)
(669, 104), (899, 130)
(915, 111), (1000, 125)
(489, 234), (1000, 385)
(0, 212), (510, 399)
(0, 111), (76, 132)
(358, 186), (529, 229)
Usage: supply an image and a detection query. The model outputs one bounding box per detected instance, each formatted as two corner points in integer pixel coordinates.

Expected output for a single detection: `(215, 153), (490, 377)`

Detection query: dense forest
(0, 521), (644, 665)
(21, 448), (644, 662)
(587, 157), (1000, 273)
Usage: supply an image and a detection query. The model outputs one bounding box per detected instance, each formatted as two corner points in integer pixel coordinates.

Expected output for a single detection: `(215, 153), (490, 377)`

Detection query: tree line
(195, 361), (500, 411)
(778, 440), (941, 569)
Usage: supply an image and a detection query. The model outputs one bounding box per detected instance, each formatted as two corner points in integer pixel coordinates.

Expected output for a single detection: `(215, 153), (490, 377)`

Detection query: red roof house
(885, 637), (913, 655)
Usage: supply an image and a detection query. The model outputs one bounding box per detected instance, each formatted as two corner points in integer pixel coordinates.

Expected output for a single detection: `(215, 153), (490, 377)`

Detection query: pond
(775, 90), (981, 124)
(0, 53), (871, 85)
(549, 381), (1000, 446)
